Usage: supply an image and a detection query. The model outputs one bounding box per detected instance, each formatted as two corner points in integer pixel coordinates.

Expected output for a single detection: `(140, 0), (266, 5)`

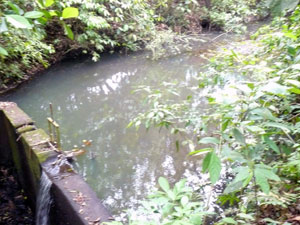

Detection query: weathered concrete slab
(0, 102), (34, 128)
(50, 173), (112, 225)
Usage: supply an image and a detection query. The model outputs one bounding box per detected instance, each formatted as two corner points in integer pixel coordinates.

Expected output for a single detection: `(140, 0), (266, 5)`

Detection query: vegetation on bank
(0, 0), (290, 91)
(109, 3), (300, 225)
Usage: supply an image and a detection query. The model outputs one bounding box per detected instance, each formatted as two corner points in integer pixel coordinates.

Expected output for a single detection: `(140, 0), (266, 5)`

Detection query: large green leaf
(255, 167), (280, 181)
(6, 15), (32, 29)
(0, 17), (8, 33)
(158, 177), (170, 192)
(264, 122), (291, 132)
(62, 7), (79, 19)
(199, 137), (219, 145)
(0, 46), (8, 56)
(254, 166), (280, 194)
(254, 172), (270, 194)
(208, 152), (221, 184)
(7, 2), (24, 15)
(202, 152), (212, 173)
(250, 108), (277, 121)
(233, 128), (246, 145)
(224, 180), (244, 194)
(263, 136), (280, 154)
(45, 0), (54, 7)
(24, 11), (44, 19)
(262, 82), (289, 96)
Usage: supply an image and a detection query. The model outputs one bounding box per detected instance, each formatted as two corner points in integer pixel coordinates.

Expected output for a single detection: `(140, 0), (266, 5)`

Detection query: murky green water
(1, 33), (244, 219)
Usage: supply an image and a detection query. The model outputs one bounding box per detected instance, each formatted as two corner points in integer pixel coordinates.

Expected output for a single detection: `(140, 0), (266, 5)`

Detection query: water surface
(1, 34), (239, 219)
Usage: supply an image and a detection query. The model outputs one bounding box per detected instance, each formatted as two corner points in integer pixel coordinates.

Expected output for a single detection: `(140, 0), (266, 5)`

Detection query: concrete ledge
(0, 102), (112, 224)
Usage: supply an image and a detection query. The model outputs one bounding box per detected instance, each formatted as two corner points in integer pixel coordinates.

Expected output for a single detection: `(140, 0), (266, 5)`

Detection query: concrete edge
(0, 102), (112, 225)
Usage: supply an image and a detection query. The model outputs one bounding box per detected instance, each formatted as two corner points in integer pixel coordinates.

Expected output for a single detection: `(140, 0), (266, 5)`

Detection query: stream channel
(1, 30), (258, 221)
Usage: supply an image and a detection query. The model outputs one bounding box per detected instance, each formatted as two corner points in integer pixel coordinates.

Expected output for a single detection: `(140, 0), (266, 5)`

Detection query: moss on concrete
(1, 103), (33, 128)
(17, 125), (36, 134)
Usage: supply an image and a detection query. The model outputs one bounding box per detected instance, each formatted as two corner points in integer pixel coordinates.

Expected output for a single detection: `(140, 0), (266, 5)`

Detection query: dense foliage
(124, 4), (300, 225)
(0, 0), (281, 91)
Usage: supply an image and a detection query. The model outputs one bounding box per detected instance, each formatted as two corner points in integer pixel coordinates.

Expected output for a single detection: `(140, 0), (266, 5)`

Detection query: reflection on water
(2, 41), (224, 218)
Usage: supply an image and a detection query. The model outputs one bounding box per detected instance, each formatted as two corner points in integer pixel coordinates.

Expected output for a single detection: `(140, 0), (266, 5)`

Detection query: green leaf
(286, 79), (300, 87)
(264, 122), (291, 132)
(255, 172), (270, 194)
(24, 11), (44, 19)
(45, 0), (54, 7)
(189, 148), (213, 156)
(7, 2), (24, 15)
(221, 217), (237, 224)
(158, 177), (170, 192)
(0, 46), (8, 56)
(62, 22), (74, 40)
(224, 180), (244, 194)
(180, 196), (189, 206)
(289, 87), (300, 94)
(0, 18), (8, 33)
(262, 82), (289, 96)
(190, 214), (203, 224)
(208, 152), (221, 184)
(255, 167), (280, 181)
(202, 152), (212, 173)
(62, 7), (79, 19)
(234, 167), (251, 183)
(250, 108), (276, 121)
(6, 15), (32, 29)
(199, 137), (219, 145)
(263, 136), (280, 154)
(233, 128), (246, 145)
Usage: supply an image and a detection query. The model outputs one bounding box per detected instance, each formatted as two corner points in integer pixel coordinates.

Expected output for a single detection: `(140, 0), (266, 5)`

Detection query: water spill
(36, 171), (52, 225)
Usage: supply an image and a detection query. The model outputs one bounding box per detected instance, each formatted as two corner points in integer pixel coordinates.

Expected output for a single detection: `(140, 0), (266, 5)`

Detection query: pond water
(1, 32), (247, 219)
